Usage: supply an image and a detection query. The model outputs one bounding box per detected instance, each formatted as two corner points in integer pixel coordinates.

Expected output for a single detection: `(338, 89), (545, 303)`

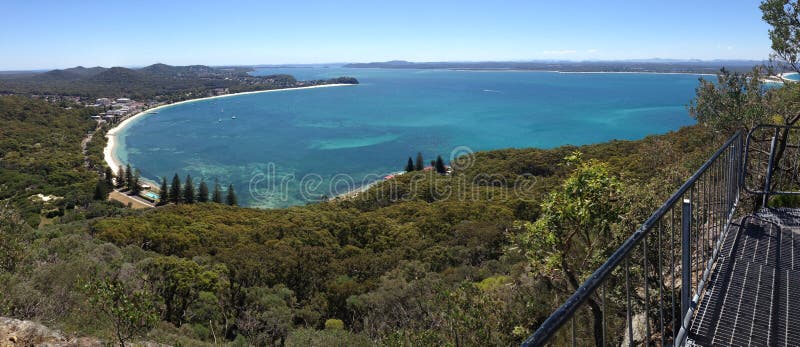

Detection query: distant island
(343, 59), (769, 74)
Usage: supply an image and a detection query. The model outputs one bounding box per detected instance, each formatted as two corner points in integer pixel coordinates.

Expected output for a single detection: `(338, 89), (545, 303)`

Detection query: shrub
(324, 318), (344, 330)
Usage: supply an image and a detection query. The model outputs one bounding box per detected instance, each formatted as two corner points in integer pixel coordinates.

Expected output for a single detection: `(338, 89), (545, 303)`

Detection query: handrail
(523, 131), (743, 346)
(743, 124), (800, 197)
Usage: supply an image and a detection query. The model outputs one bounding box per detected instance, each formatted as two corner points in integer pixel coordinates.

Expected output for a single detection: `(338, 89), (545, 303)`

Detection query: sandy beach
(102, 83), (356, 172)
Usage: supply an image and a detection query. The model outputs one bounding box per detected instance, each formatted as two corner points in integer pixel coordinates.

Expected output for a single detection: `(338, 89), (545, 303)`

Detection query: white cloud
(587, 49), (599, 53)
(542, 50), (577, 55)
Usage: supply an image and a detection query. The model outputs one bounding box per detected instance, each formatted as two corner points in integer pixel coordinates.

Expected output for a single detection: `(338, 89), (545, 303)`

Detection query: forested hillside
(0, 96), (103, 226)
(0, 63), (358, 100)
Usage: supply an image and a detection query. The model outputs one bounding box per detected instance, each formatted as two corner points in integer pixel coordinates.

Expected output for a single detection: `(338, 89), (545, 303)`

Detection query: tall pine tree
(170, 174), (182, 204)
(104, 167), (114, 188)
(184, 175), (195, 204)
(415, 152), (424, 171)
(116, 166), (126, 188)
(158, 177), (169, 206)
(435, 155), (446, 174)
(405, 157), (414, 172)
(125, 164), (133, 190)
(226, 184), (237, 206)
(130, 169), (142, 195)
(197, 179), (209, 203)
(212, 181), (223, 203)
(93, 180), (106, 200)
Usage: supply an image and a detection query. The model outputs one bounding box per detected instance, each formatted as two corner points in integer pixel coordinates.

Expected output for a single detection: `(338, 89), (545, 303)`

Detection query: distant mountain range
(343, 60), (771, 73)
(29, 63), (253, 82)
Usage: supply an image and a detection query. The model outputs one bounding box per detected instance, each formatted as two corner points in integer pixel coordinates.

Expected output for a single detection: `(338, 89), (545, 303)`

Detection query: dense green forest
(0, 96), (111, 226)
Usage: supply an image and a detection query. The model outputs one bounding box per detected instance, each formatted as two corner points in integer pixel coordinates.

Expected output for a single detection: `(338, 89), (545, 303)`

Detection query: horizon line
(0, 58), (774, 73)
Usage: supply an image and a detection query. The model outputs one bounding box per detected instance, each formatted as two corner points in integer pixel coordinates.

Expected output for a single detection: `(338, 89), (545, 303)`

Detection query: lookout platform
(689, 208), (800, 346)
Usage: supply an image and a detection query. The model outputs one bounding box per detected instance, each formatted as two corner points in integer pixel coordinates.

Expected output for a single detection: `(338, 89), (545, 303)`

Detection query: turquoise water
(117, 68), (701, 207)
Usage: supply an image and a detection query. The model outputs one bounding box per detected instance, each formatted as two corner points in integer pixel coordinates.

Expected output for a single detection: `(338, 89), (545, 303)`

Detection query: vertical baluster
(602, 281), (607, 346)
(626, 258), (633, 347)
(702, 169), (708, 270)
(658, 218), (666, 347)
(644, 239), (650, 346)
(571, 315), (576, 347)
(681, 197), (693, 346)
(692, 184), (697, 289)
(671, 206), (677, 341)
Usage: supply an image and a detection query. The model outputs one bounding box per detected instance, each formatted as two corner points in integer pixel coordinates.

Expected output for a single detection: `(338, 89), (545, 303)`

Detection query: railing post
(763, 130), (778, 207)
(681, 198), (692, 345)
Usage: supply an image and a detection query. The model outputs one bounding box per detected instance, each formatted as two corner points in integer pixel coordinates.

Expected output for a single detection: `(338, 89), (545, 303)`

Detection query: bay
(117, 67), (700, 207)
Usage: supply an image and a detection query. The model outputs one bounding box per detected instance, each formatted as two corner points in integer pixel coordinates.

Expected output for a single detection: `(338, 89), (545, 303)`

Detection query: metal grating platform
(690, 208), (800, 346)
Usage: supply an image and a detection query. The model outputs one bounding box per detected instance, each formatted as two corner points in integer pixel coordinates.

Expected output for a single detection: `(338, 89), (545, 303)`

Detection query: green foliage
(130, 169), (142, 195)
(184, 174), (195, 204)
(140, 256), (226, 326)
(415, 152), (424, 171)
(515, 154), (622, 282)
(688, 67), (771, 134)
(197, 180), (209, 203)
(286, 328), (372, 347)
(83, 278), (159, 346)
(212, 181), (223, 204)
(226, 184), (237, 206)
(158, 177), (169, 206)
(435, 155), (446, 174)
(0, 203), (27, 273)
(170, 174), (182, 204)
(237, 285), (296, 345)
(117, 166), (126, 188)
(324, 318), (344, 330)
(0, 96), (98, 225)
(761, 0), (800, 73)
(474, 275), (511, 292)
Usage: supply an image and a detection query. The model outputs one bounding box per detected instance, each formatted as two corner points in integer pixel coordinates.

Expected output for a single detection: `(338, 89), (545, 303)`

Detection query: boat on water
(231, 115), (237, 119)
(217, 118), (222, 122)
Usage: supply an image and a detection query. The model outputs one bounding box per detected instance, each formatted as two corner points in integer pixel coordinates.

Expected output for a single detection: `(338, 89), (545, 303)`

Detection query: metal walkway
(689, 208), (800, 346)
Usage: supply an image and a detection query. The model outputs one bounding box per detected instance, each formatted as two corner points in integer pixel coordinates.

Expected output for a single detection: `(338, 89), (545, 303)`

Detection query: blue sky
(0, 0), (773, 70)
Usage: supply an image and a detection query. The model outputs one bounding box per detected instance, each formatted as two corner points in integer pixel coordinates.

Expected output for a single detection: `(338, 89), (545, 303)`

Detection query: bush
(324, 318), (344, 330)
(286, 328), (371, 347)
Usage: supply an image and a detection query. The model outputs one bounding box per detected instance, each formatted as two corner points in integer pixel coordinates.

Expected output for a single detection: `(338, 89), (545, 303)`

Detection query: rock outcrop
(0, 317), (102, 347)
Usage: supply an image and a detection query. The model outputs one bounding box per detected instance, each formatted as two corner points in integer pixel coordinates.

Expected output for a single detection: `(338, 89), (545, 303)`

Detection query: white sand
(102, 83), (356, 172)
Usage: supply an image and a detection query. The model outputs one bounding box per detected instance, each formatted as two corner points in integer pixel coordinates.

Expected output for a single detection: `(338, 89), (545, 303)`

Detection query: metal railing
(523, 131), (744, 346)
(743, 124), (800, 206)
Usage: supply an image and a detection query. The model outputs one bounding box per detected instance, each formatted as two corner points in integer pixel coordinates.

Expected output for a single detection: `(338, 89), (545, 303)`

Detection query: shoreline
(350, 67), (718, 76)
(102, 83), (356, 174)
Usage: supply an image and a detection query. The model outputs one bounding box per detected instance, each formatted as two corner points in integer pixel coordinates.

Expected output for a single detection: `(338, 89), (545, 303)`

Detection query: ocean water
(117, 68), (701, 207)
